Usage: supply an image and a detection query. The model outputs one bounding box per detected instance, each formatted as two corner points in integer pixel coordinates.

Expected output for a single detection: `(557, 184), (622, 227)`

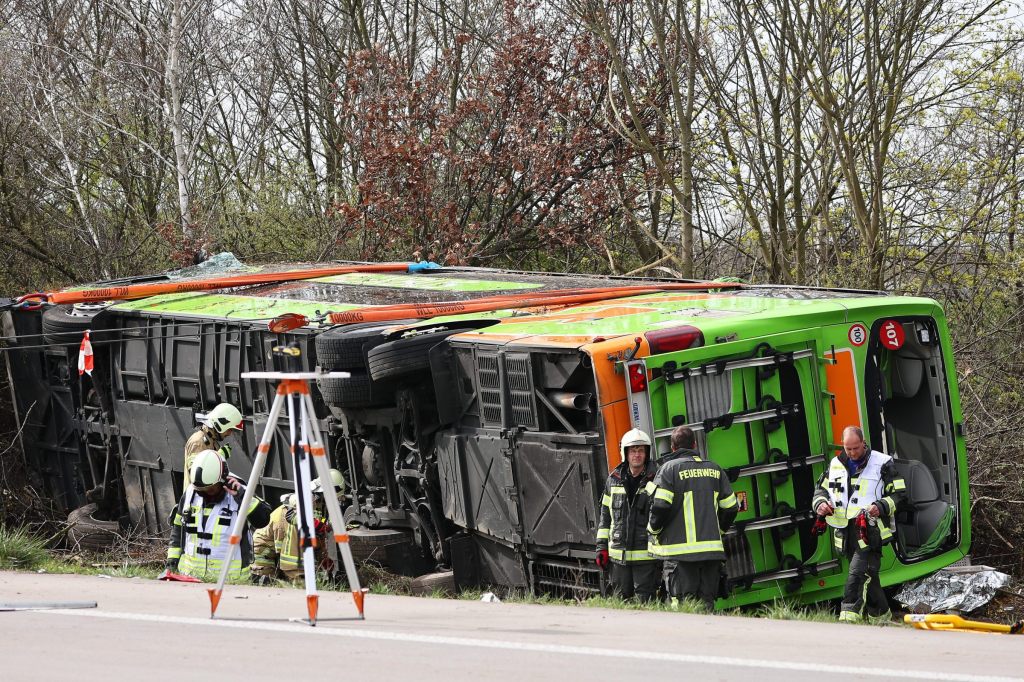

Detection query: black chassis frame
(5, 304), (610, 593)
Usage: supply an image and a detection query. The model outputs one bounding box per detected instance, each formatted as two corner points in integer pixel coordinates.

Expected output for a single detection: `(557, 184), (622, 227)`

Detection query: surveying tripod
(208, 344), (365, 625)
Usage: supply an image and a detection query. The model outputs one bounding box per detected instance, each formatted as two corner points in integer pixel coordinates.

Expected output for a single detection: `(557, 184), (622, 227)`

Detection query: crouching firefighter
(648, 426), (738, 610)
(595, 429), (661, 601)
(166, 449), (271, 581)
(251, 469), (346, 584)
(812, 426), (907, 623)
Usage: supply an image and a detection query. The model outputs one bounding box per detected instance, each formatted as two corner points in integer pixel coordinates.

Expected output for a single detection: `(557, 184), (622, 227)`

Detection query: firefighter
(165, 449), (270, 581)
(183, 403), (243, 494)
(648, 425), (737, 610)
(251, 469), (346, 584)
(812, 425), (907, 622)
(595, 428), (661, 601)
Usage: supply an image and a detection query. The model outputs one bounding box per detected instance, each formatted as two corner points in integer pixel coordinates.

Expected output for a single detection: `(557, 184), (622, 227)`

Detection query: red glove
(314, 518), (330, 535)
(595, 549), (610, 570)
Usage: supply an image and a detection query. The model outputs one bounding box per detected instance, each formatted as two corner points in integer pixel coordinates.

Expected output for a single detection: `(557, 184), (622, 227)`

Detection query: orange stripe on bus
(825, 347), (862, 446)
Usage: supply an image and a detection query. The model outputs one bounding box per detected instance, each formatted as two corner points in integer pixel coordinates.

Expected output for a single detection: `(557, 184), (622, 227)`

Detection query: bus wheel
(317, 371), (392, 408)
(314, 322), (408, 370)
(366, 329), (460, 381)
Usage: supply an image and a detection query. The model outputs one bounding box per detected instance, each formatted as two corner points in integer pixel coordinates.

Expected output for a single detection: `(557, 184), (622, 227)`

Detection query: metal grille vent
(684, 371), (733, 423)
(477, 352), (503, 425)
(505, 353), (537, 429)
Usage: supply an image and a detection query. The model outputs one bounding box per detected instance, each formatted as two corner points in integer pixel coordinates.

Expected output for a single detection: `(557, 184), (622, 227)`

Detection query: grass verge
(0, 525), (49, 570)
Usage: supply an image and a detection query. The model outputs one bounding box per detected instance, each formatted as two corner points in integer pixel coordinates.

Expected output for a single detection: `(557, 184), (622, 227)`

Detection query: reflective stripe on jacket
(811, 449), (907, 552)
(647, 449), (738, 561)
(597, 460), (658, 563)
(252, 495), (336, 580)
(253, 500), (301, 579)
(167, 485), (270, 580)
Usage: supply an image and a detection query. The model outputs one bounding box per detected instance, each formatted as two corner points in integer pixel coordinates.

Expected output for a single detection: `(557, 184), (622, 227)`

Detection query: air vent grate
(477, 352), (503, 426)
(504, 353), (537, 429)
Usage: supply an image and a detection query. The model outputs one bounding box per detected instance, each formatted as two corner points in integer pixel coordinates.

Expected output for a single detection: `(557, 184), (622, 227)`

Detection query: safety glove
(313, 518), (330, 536)
(595, 548), (610, 570)
(856, 511), (870, 549)
(285, 506), (296, 524)
(164, 558), (179, 572)
(810, 515), (828, 537)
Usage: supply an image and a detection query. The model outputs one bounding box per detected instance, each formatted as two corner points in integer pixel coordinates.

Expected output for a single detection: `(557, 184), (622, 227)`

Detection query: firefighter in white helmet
(165, 449), (270, 580)
(183, 403), (243, 494)
(251, 469), (347, 584)
(595, 428), (661, 601)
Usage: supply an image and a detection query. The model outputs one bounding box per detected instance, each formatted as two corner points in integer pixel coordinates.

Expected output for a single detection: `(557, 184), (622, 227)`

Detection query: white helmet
(191, 449), (227, 490)
(204, 403), (243, 435)
(311, 469), (346, 500)
(620, 428), (652, 461)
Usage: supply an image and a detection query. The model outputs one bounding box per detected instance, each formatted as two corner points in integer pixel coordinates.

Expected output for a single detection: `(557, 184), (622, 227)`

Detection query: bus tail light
(628, 363), (648, 393)
(645, 325), (704, 354)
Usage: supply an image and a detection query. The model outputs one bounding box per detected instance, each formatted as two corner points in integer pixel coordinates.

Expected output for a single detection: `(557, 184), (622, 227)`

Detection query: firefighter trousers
(841, 548), (889, 618)
(667, 559), (720, 610)
(610, 561), (661, 601)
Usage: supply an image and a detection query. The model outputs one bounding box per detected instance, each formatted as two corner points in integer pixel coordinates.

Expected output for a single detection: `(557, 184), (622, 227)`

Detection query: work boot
(867, 610), (893, 626)
(838, 610), (863, 623)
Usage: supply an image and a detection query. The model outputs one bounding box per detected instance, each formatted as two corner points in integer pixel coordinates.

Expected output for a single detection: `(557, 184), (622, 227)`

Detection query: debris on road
(0, 601), (97, 611)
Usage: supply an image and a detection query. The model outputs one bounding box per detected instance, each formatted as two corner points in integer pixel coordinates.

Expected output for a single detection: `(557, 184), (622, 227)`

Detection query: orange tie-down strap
(326, 282), (742, 325)
(30, 263), (413, 306)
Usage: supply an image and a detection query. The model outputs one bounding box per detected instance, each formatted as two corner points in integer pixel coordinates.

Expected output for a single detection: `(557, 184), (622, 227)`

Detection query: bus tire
(67, 503), (121, 552)
(366, 330), (459, 381)
(42, 304), (110, 347)
(317, 371), (390, 408)
(315, 321), (418, 370)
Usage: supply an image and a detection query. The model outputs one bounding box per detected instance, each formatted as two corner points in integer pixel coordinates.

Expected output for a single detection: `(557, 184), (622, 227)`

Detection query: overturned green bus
(2, 261), (969, 605)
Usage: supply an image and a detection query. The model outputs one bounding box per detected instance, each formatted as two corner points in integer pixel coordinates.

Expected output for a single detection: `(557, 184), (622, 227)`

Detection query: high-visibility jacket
(647, 449), (738, 562)
(252, 496), (337, 580)
(811, 449), (907, 553)
(167, 485), (270, 580)
(183, 427), (225, 494)
(596, 460), (658, 563)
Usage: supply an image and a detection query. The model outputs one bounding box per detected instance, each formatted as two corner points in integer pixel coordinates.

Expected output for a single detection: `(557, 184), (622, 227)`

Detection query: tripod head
(271, 342), (303, 373)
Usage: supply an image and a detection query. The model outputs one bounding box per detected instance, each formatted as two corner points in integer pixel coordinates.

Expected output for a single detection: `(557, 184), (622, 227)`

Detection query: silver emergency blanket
(896, 565), (1009, 613)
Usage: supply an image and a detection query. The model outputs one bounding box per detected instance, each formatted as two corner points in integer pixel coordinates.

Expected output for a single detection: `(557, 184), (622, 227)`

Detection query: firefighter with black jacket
(595, 428), (661, 601)
(648, 425), (738, 609)
(812, 425), (907, 622)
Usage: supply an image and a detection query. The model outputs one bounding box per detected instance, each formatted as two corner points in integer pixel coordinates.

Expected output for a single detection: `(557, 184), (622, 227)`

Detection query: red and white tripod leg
(289, 388), (319, 625)
(303, 391), (366, 618)
(208, 392), (285, 617)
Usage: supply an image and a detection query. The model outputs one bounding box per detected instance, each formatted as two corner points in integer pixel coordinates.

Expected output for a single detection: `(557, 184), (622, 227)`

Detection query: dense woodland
(1, 0), (1023, 572)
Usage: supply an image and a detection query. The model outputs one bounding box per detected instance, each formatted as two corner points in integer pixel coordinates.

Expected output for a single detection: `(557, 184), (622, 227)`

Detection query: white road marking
(37, 608), (1020, 682)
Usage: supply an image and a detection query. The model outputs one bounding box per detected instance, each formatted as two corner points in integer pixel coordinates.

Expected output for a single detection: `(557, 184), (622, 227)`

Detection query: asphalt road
(1, 571), (1021, 682)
